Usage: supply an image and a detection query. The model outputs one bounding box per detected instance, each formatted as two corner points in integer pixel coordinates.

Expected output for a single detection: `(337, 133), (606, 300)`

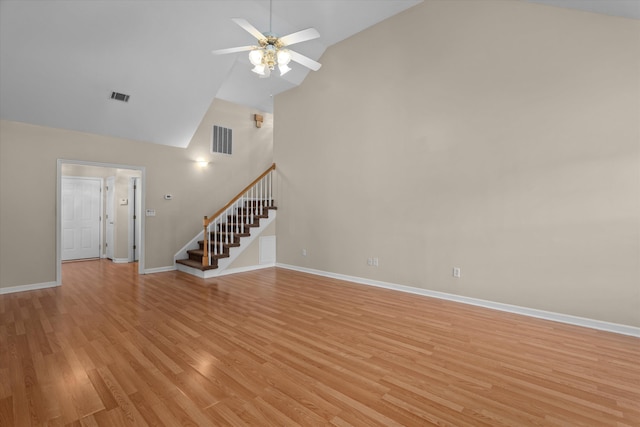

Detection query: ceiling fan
(211, 0), (322, 78)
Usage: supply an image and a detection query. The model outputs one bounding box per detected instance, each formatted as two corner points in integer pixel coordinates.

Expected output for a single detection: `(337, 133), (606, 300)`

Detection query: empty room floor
(1, 260), (638, 426)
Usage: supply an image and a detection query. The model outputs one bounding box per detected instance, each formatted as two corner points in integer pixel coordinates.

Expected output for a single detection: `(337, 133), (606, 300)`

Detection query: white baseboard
(276, 263), (640, 338)
(0, 281), (60, 295)
(175, 262), (275, 279)
(111, 258), (130, 264)
(144, 265), (177, 274)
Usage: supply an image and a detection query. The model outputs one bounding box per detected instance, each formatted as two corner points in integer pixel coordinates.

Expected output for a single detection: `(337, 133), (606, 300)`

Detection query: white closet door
(61, 177), (101, 261)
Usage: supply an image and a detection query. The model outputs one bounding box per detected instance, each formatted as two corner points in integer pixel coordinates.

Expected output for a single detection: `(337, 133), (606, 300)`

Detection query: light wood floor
(1, 260), (639, 426)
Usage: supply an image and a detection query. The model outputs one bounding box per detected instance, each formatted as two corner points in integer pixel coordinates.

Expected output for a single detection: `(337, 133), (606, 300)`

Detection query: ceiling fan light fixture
(213, 2), (321, 79)
(252, 64), (266, 75)
(259, 66), (272, 79)
(278, 63), (291, 76)
(249, 49), (264, 66)
(277, 49), (291, 65)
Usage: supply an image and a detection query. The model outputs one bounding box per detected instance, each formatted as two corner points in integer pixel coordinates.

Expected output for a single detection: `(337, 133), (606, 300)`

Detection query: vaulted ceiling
(1, 0), (637, 148)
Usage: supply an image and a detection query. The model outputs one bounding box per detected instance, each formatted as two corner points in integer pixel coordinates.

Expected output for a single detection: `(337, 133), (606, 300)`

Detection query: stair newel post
(202, 216), (209, 267)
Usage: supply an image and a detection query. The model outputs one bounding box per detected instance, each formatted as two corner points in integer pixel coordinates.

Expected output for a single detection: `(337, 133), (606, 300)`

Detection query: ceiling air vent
(110, 91), (130, 102)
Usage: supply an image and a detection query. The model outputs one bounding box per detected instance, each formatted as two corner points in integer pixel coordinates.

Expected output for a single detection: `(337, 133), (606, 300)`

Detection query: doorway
(56, 160), (145, 283)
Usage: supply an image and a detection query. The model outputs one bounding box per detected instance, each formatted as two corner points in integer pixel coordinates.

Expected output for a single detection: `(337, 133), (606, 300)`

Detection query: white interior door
(61, 177), (101, 261)
(105, 176), (115, 259)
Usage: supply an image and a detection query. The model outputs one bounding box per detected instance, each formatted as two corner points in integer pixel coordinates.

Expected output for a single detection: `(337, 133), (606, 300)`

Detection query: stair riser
(187, 248), (230, 260)
(176, 260), (218, 270)
(217, 224), (252, 234)
(226, 215), (260, 225)
(204, 235), (241, 244)
(187, 253), (218, 267)
(193, 244), (230, 254)
(237, 208), (270, 217)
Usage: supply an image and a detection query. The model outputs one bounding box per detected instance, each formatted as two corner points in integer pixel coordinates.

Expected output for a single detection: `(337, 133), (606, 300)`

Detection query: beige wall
(0, 98), (273, 288)
(274, 1), (640, 326)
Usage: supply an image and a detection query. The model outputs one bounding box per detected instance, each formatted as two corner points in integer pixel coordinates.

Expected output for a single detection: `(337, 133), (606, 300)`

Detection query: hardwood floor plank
(95, 366), (147, 426)
(0, 396), (14, 427)
(1, 260), (638, 426)
(86, 369), (119, 412)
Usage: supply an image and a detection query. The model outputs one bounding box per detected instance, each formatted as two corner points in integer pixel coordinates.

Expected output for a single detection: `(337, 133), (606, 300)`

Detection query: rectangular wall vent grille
(110, 92), (130, 102)
(212, 125), (232, 155)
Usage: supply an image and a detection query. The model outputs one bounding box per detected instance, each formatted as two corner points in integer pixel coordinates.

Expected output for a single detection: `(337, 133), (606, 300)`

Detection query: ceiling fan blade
(231, 18), (266, 41)
(278, 28), (320, 46)
(211, 45), (256, 55)
(289, 50), (322, 71)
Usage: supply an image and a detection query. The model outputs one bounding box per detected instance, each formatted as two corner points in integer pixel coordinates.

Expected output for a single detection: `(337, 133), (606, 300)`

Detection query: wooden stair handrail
(203, 163), (276, 228)
(202, 163), (276, 267)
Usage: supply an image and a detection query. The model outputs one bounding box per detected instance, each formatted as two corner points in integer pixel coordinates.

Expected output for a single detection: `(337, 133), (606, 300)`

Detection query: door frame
(56, 159), (146, 283)
(105, 176), (115, 260)
(128, 176), (141, 262)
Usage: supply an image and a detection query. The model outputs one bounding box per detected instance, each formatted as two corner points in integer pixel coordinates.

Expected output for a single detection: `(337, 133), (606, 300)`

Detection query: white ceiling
(1, 0), (637, 148)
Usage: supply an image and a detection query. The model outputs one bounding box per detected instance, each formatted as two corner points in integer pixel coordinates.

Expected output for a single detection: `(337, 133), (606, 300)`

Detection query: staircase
(174, 164), (277, 278)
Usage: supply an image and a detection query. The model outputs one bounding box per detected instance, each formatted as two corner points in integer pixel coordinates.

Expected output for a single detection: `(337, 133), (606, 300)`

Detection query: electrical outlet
(367, 257), (373, 266)
(453, 267), (461, 278)
(373, 257), (379, 267)
(302, 249), (307, 256)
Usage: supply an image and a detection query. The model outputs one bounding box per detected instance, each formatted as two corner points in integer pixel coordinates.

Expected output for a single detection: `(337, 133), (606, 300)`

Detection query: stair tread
(198, 239), (242, 246)
(176, 259), (218, 271)
(206, 232), (250, 238)
(226, 221), (260, 227)
(198, 240), (242, 247)
(187, 249), (230, 259)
